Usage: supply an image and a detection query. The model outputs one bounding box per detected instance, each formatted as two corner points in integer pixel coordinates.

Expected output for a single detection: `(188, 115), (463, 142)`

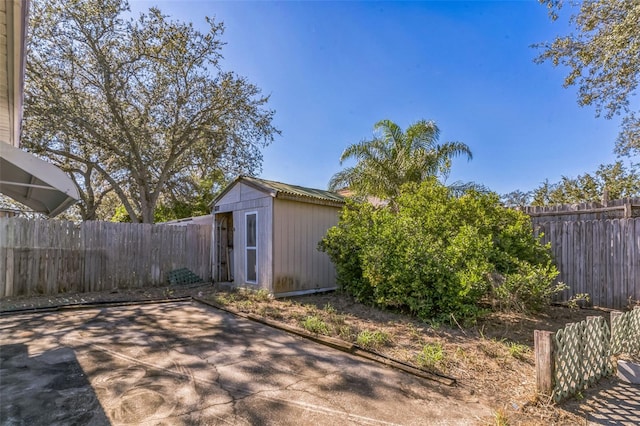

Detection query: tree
(23, 0), (279, 223)
(529, 161), (640, 206)
(535, 0), (640, 157)
(328, 119), (472, 203)
(501, 189), (531, 208)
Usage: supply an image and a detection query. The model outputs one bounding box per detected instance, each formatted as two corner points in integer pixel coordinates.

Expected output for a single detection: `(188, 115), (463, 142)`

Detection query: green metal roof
(213, 175), (345, 207)
(240, 176), (345, 204)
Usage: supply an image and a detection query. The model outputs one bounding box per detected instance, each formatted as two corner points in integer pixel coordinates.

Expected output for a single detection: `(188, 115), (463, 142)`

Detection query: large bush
(319, 179), (563, 322)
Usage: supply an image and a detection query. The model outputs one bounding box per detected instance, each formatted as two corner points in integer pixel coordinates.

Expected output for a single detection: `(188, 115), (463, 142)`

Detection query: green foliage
(535, 0), (640, 157)
(490, 262), (566, 312)
(301, 316), (330, 335)
(505, 341), (530, 360)
(24, 0), (278, 223)
(328, 119), (472, 205)
(416, 343), (445, 369)
(153, 175), (222, 222)
(505, 161), (640, 207)
(323, 303), (337, 314)
(320, 179), (561, 322)
(356, 330), (391, 349)
(530, 162), (640, 206)
(567, 293), (591, 310)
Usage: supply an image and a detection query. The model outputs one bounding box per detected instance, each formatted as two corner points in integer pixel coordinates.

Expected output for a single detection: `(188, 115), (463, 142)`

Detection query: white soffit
(0, 142), (79, 216)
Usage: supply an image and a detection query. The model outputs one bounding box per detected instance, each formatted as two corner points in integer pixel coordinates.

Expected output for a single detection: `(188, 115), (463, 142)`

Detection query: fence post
(535, 330), (555, 397)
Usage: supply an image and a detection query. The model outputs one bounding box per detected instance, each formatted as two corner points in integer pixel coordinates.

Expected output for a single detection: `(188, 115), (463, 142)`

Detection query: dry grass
(205, 288), (613, 425)
(0, 284), (615, 424)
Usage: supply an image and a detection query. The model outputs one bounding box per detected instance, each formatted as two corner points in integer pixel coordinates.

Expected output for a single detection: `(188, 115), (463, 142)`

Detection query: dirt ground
(204, 289), (623, 425)
(0, 284), (635, 425)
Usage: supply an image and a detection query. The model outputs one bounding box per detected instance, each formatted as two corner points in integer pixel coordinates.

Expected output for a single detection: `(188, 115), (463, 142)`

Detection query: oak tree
(23, 0), (279, 222)
(535, 0), (640, 157)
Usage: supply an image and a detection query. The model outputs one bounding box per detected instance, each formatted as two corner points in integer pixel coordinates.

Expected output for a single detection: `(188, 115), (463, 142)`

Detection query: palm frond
(329, 118), (474, 202)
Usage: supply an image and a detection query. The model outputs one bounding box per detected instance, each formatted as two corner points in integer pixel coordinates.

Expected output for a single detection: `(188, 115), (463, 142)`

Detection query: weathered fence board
(0, 218), (212, 297)
(535, 218), (639, 309)
(524, 198), (640, 224)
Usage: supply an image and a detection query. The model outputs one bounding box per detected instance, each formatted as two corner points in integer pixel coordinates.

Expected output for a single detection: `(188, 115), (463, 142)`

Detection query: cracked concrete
(0, 301), (491, 425)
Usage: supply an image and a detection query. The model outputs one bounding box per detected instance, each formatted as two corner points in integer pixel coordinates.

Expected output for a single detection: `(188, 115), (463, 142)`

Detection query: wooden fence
(0, 217), (212, 297)
(534, 218), (640, 309)
(524, 197), (640, 226)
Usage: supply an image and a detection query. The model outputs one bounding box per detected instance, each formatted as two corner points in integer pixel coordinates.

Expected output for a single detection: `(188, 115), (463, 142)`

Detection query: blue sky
(132, 0), (622, 195)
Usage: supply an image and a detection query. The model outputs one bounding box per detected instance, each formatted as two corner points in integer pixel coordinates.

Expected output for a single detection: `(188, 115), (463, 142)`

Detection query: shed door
(245, 212), (257, 283)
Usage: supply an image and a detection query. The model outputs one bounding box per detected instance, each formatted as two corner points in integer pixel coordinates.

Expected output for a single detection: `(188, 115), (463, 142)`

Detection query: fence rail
(0, 218), (212, 297)
(524, 197), (640, 224)
(534, 218), (640, 310)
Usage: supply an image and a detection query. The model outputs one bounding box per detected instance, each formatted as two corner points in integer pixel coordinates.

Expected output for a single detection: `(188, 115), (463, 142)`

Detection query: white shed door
(245, 212), (257, 283)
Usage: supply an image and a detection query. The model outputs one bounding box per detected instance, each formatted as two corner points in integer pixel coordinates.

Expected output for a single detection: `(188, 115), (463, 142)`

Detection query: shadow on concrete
(562, 377), (640, 425)
(0, 301), (486, 424)
(0, 342), (110, 425)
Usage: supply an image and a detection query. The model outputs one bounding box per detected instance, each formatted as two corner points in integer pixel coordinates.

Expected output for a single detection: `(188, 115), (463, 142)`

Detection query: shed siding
(231, 204), (272, 289)
(216, 182), (268, 206)
(214, 181), (273, 290)
(272, 199), (340, 294)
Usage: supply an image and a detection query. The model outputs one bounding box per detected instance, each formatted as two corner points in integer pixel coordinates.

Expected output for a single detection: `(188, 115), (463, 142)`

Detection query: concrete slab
(0, 301), (491, 425)
(618, 359), (640, 384)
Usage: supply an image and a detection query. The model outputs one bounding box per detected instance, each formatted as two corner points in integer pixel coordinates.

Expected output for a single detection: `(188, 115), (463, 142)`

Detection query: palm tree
(329, 119), (473, 201)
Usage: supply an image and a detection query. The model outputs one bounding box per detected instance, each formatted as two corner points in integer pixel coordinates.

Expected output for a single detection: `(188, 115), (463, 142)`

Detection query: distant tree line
(501, 161), (640, 207)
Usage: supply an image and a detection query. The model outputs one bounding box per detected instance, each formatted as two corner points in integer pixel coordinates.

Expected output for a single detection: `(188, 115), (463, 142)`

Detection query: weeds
(338, 325), (355, 341)
(356, 330), (391, 349)
(258, 305), (283, 319)
(253, 289), (272, 302)
(236, 300), (254, 312)
(493, 408), (509, 425)
(416, 342), (444, 369)
(323, 303), (337, 314)
(301, 315), (330, 335)
(211, 291), (237, 305)
(506, 341), (530, 360)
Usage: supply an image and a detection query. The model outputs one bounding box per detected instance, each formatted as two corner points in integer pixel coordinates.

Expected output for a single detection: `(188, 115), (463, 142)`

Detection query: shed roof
(214, 176), (345, 207)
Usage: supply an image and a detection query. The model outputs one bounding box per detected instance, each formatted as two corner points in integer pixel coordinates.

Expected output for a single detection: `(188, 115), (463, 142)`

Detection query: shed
(212, 176), (345, 297)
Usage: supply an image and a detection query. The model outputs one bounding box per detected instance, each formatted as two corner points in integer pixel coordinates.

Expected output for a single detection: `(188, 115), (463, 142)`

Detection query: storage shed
(212, 176), (345, 297)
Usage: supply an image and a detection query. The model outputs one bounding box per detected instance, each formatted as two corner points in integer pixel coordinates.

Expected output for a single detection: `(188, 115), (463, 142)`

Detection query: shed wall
(272, 199), (340, 295)
(213, 182), (273, 290)
(216, 182), (268, 206)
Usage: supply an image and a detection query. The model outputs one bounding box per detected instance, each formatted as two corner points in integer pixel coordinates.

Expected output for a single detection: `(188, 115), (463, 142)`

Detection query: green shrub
(319, 179), (562, 322)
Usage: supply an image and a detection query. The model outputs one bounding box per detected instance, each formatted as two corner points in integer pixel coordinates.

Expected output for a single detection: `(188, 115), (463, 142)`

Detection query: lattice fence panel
(553, 317), (611, 402)
(610, 308), (640, 357)
(582, 317), (611, 384)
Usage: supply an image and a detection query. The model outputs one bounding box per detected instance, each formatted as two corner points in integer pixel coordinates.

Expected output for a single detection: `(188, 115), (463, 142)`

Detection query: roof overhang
(212, 175), (346, 209)
(0, 143), (79, 217)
